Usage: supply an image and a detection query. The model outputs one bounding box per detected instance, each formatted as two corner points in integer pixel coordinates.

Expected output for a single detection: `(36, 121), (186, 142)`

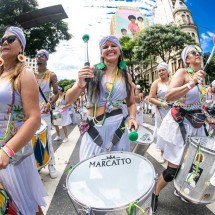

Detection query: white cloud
(200, 31), (214, 52)
(37, 0), (155, 80)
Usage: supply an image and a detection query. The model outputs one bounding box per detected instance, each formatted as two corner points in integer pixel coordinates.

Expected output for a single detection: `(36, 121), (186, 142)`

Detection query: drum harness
(171, 106), (208, 143)
(86, 109), (127, 147)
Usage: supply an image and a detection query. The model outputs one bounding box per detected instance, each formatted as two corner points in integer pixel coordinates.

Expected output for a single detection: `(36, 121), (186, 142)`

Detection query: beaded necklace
(35, 70), (48, 87)
(92, 68), (119, 126)
(0, 80), (15, 141)
(187, 67), (207, 108)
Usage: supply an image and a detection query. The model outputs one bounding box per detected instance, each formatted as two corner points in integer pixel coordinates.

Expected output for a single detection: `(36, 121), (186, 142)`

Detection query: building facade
(138, 0), (199, 86)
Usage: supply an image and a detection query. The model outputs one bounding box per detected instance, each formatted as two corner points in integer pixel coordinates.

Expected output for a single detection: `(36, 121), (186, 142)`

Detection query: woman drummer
(151, 45), (207, 213)
(66, 35), (138, 161)
(0, 26), (47, 214)
(149, 62), (171, 163)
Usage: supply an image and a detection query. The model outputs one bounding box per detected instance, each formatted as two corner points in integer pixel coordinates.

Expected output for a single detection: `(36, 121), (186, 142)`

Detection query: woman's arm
(65, 66), (94, 104)
(7, 68), (41, 153)
(148, 80), (160, 106)
(126, 74), (138, 130)
(165, 69), (206, 102)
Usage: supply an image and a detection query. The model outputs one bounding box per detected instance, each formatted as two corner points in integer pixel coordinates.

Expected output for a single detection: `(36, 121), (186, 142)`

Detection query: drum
(31, 119), (50, 170)
(52, 111), (62, 126)
(131, 125), (154, 156)
(174, 136), (215, 204)
(66, 151), (155, 215)
(0, 184), (21, 214)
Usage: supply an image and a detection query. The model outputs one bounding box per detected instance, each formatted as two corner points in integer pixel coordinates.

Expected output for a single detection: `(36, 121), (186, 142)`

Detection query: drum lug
(63, 184), (68, 191)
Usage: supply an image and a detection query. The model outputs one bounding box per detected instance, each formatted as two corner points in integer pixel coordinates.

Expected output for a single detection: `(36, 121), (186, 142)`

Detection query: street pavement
(39, 114), (215, 215)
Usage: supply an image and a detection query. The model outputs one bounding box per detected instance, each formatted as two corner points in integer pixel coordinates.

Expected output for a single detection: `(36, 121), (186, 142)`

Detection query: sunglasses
(0, 35), (17, 46)
(188, 50), (202, 56)
(36, 53), (46, 58)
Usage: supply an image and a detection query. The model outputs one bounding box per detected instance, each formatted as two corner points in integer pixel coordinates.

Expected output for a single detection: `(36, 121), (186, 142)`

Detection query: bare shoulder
(174, 68), (187, 77)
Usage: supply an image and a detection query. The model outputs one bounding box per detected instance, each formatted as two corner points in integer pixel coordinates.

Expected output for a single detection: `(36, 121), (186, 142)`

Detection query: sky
(37, 0), (214, 80)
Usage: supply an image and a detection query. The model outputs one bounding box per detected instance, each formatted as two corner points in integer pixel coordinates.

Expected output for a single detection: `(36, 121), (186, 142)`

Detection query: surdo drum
(66, 151), (155, 214)
(31, 119), (50, 170)
(174, 136), (215, 204)
(131, 125), (153, 156)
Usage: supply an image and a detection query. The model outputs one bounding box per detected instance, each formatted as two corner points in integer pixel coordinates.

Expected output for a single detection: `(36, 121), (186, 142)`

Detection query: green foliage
(0, 0), (72, 57)
(138, 78), (150, 93)
(134, 24), (196, 63)
(58, 79), (75, 92)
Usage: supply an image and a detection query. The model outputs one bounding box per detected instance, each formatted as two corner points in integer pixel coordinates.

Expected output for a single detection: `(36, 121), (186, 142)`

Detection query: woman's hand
(161, 102), (169, 109)
(77, 66), (94, 88)
(42, 103), (51, 114)
(128, 118), (139, 131)
(0, 150), (10, 169)
(192, 70), (206, 84)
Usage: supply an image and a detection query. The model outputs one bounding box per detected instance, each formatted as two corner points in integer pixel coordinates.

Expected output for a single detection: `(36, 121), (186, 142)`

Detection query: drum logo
(89, 155), (132, 168)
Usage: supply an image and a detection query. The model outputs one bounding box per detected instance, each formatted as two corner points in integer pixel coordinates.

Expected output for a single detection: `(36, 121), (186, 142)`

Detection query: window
(182, 15), (186, 24)
(187, 15), (191, 24)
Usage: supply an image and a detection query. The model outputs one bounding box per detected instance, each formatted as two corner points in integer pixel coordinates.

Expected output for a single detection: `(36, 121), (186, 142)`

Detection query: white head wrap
(211, 80), (215, 88)
(99, 35), (122, 52)
(5, 26), (26, 50)
(37, 49), (49, 59)
(181, 45), (202, 67)
(156, 62), (169, 73)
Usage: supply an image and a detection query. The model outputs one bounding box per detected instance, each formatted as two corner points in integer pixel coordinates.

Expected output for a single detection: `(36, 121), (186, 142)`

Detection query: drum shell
(66, 152), (155, 215)
(131, 125), (153, 156)
(31, 119), (50, 170)
(52, 111), (62, 126)
(174, 137), (215, 204)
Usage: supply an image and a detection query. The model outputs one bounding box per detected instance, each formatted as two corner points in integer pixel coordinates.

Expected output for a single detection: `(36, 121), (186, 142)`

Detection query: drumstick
(203, 35), (215, 71)
(128, 125), (138, 141)
(82, 34), (91, 83)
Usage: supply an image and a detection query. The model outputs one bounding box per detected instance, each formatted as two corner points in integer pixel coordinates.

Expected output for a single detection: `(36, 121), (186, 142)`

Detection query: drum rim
(66, 151), (156, 210)
(189, 136), (215, 154)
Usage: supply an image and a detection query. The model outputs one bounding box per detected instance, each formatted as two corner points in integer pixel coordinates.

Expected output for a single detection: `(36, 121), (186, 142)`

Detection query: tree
(58, 79), (75, 92)
(134, 24), (196, 63)
(119, 36), (138, 81)
(0, 0), (72, 57)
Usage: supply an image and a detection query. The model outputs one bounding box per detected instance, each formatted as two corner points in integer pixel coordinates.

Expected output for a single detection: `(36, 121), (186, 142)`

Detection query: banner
(110, 6), (149, 38)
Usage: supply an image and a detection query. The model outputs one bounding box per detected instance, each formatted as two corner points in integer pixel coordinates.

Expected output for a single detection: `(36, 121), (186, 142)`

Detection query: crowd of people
(0, 25), (214, 215)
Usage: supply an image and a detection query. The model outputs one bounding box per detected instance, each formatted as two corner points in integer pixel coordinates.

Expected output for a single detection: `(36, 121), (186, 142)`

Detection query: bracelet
(129, 116), (135, 120)
(4, 145), (15, 157)
(1, 147), (10, 158)
(76, 82), (84, 90)
(48, 101), (53, 106)
(185, 83), (192, 90)
(159, 102), (163, 108)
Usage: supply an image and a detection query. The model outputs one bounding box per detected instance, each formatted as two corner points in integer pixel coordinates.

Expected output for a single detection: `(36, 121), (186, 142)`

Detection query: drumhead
(135, 125), (153, 145)
(189, 137), (215, 154)
(35, 119), (47, 135)
(66, 151), (155, 210)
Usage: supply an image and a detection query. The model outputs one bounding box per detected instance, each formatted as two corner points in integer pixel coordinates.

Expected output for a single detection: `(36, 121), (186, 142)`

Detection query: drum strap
(171, 107), (187, 143)
(112, 117), (126, 145)
(87, 109), (124, 147)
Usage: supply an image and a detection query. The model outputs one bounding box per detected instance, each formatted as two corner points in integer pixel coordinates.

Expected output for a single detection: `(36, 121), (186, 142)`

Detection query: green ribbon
(128, 201), (147, 215)
(187, 144), (201, 183)
(64, 164), (74, 174)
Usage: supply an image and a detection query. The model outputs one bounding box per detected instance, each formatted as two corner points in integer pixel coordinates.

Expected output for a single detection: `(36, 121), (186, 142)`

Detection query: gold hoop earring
(0, 57), (4, 66)
(17, 53), (25, 62)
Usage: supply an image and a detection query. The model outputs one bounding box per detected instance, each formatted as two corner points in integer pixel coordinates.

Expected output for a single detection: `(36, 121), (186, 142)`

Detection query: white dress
(157, 85), (206, 165)
(153, 82), (170, 139)
(55, 96), (72, 126)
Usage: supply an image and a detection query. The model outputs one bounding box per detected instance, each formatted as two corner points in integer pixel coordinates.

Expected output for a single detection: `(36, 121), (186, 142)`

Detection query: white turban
(181, 45), (202, 67)
(211, 80), (215, 88)
(156, 62), (169, 73)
